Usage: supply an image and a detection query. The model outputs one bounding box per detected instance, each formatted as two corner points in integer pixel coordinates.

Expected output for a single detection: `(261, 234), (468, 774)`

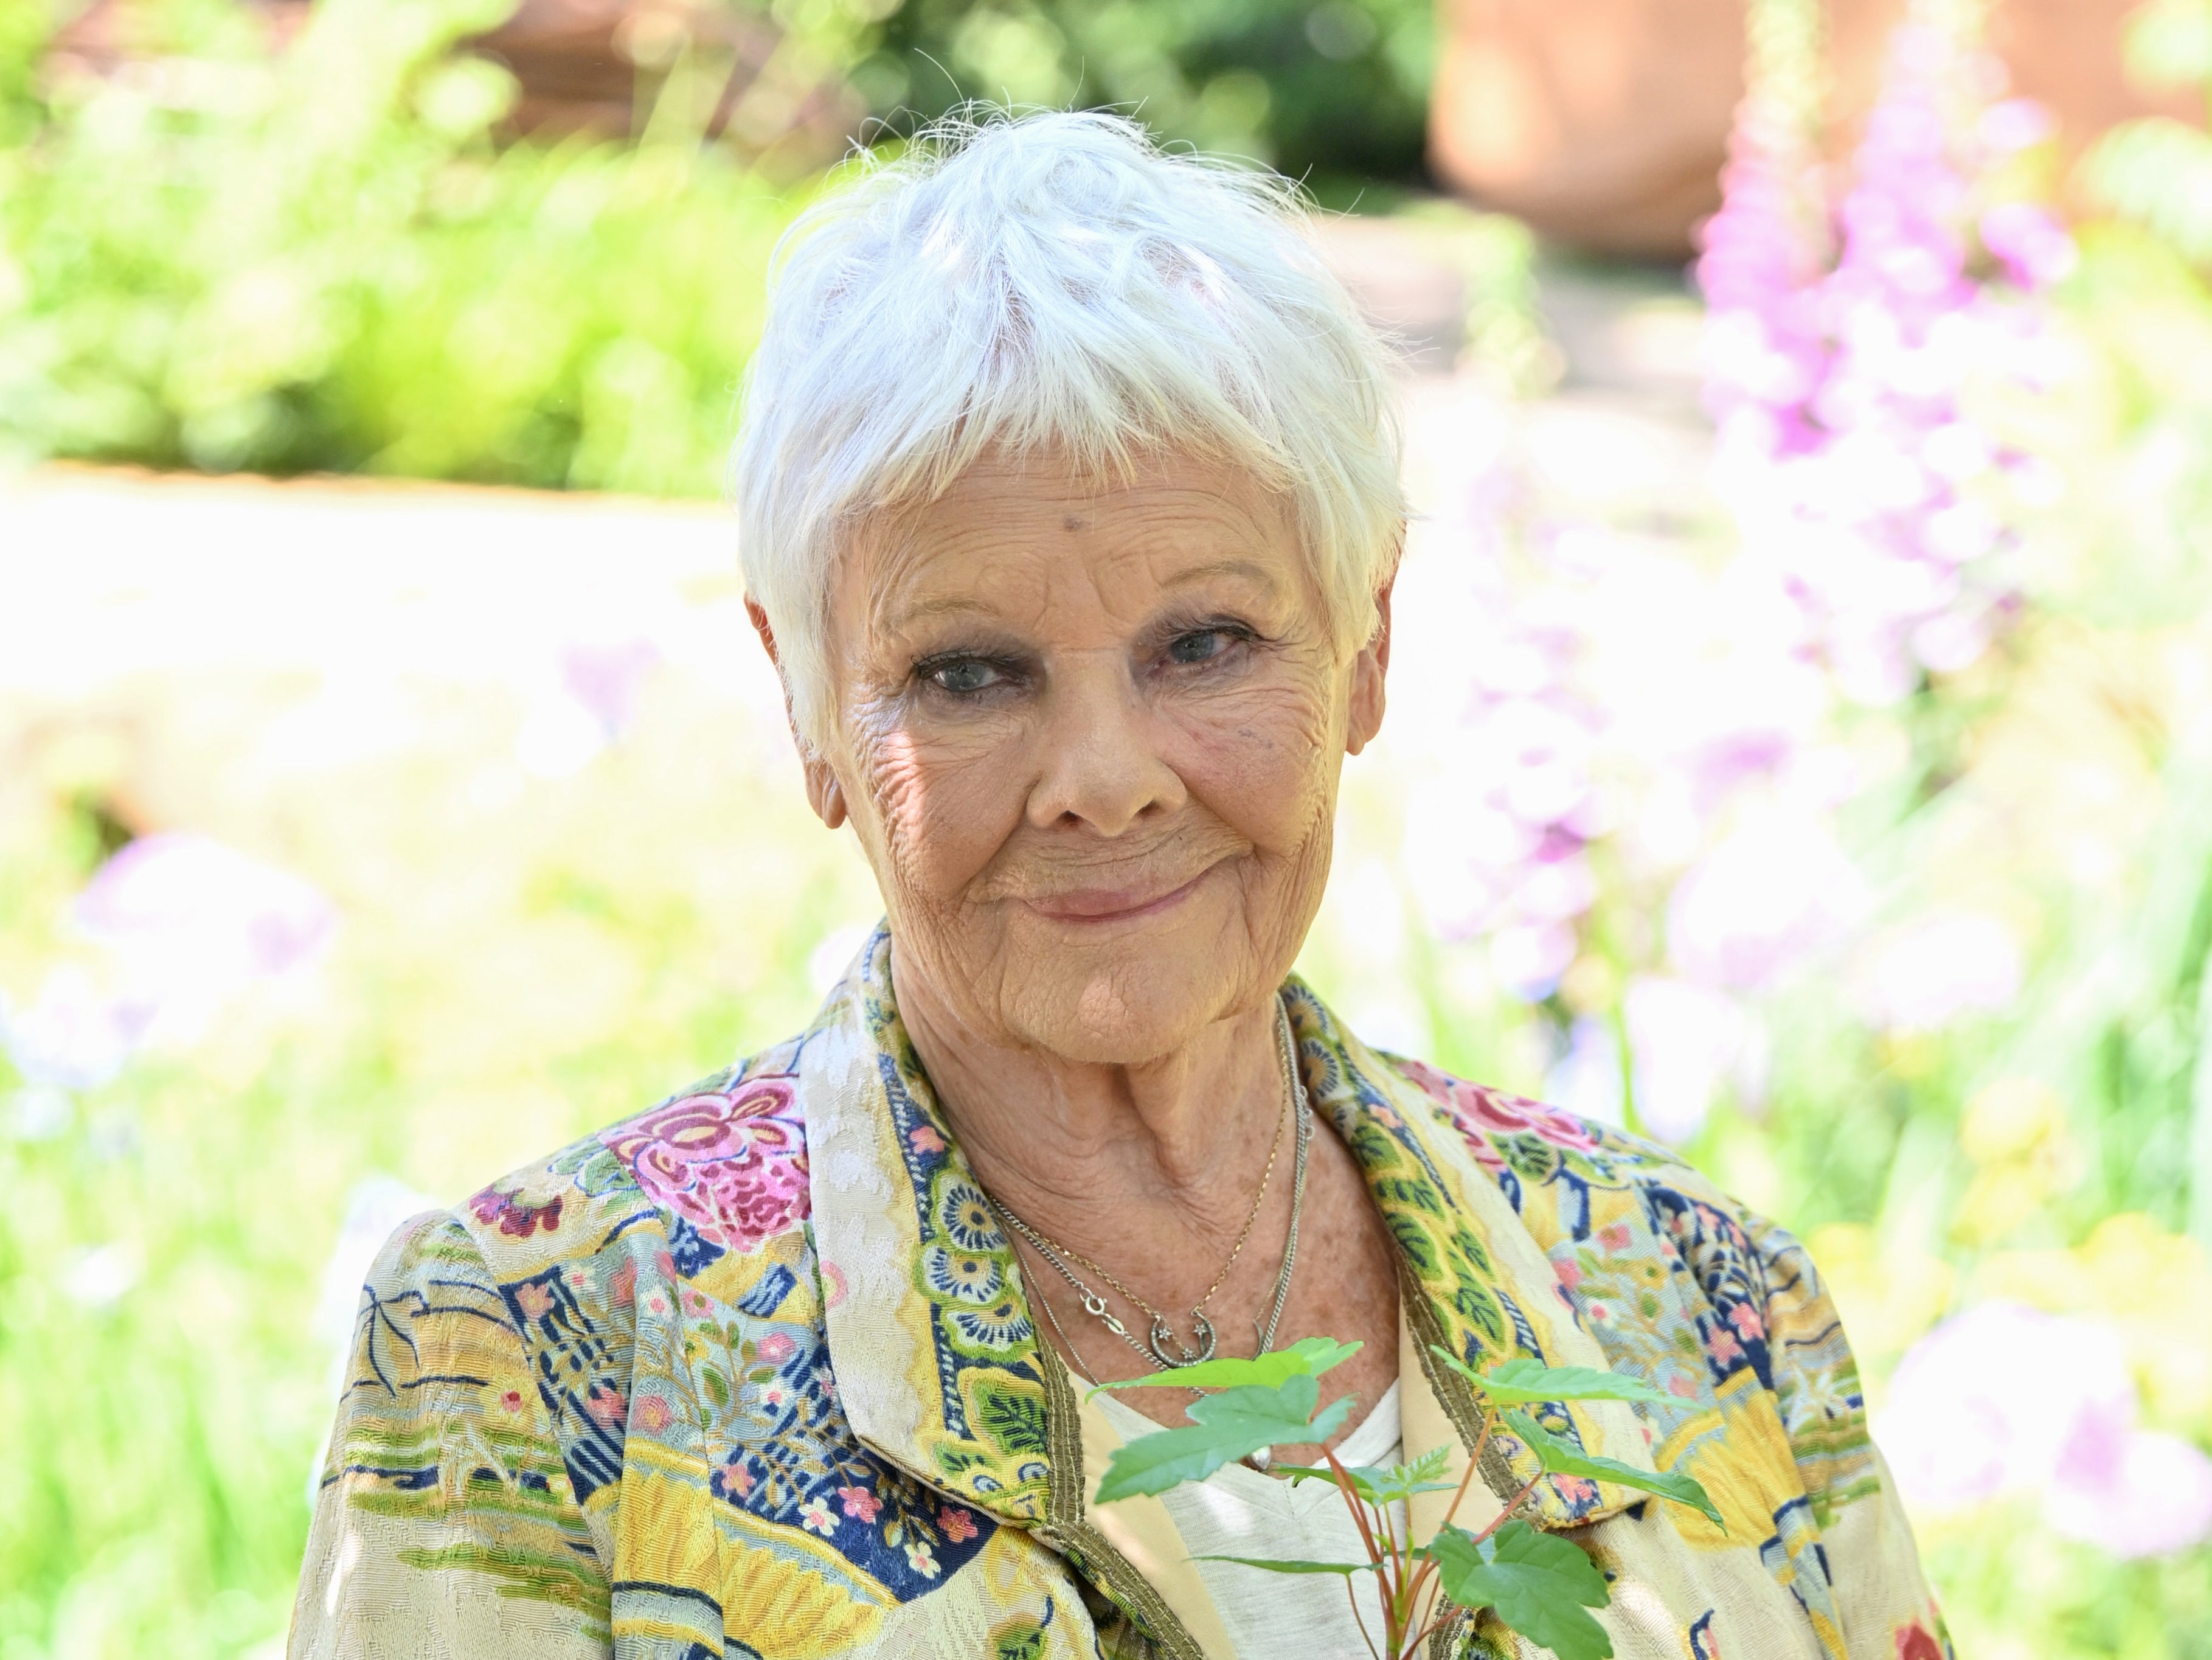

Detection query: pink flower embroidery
(908, 1125), (946, 1155)
(683, 1290), (710, 1316)
(938, 1506), (978, 1543)
(837, 1484), (881, 1523)
(515, 1282), (554, 1320)
(1553, 1260), (1584, 1293)
(798, 1496), (836, 1535)
(501, 1389), (525, 1414)
(757, 1332), (796, 1364)
(1728, 1302), (1766, 1342)
(1555, 1475), (1601, 1506)
(1668, 1374), (1701, 1399)
(1708, 1325), (1746, 1366)
(470, 1186), (564, 1238)
(608, 1259), (637, 1307)
(603, 1077), (811, 1255)
(1396, 1060), (1598, 1162)
(583, 1381), (625, 1428)
(1595, 1223), (1632, 1252)
(634, 1396), (673, 1434)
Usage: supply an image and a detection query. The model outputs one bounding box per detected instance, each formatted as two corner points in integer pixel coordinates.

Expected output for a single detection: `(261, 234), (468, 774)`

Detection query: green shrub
(0, 0), (813, 492)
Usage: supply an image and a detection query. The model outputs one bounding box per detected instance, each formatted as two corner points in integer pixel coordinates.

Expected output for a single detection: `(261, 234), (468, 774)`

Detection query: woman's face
(802, 448), (1390, 1064)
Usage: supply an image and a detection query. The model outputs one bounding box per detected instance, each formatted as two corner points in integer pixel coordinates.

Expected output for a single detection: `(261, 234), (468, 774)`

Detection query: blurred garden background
(8, 0), (2212, 1652)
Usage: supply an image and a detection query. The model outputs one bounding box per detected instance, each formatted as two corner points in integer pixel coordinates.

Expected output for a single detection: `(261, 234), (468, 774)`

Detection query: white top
(1095, 1382), (1404, 1659)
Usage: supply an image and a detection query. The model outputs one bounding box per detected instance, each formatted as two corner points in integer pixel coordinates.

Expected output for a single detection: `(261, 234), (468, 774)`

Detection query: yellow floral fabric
(291, 929), (1950, 1659)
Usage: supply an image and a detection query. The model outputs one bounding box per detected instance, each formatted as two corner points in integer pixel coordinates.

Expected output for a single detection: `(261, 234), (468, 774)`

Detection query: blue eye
(927, 658), (1004, 694)
(1168, 630), (1233, 665)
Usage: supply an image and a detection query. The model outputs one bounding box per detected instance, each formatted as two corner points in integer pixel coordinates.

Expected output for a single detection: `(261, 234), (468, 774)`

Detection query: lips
(1025, 866), (1215, 924)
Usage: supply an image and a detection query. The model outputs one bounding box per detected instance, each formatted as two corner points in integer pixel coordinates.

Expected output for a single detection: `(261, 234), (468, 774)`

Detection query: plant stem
(1399, 1406), (1497, 1618)
(1472, 1476), (1545, 1544)
(1342, 1570), (1382, 1660)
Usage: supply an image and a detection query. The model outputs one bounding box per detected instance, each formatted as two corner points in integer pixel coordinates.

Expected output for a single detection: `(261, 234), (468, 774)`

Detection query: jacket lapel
(1284, 979), (1658, 1527)
(801, 928), (1056, 1528)
(804, 932), (1657, 1547)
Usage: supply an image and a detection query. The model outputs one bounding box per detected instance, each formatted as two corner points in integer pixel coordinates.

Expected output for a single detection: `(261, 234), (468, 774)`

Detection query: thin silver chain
(991, 996), (1312, 1377)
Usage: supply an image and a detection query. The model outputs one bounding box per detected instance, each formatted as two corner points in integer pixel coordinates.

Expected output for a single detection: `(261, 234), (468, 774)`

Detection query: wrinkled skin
(751, 448), (1402, 1451)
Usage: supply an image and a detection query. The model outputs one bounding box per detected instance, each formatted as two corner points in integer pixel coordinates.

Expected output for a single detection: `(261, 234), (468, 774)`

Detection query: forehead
(851, 450), (1300, 634)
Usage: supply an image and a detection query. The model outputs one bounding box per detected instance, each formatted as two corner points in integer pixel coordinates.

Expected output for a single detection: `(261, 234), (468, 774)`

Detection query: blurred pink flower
(1980, 201), (2078, 291)
(77, 833), (334, 983)
(2048, 1428), (2212, 1560)
(1856, 911), (2022, 1032)
(561, 637), (660, 739)
(70, 832), (335, 1045)
(1666, 812), (1867, 991)
(1701, 19), (2061, 704)
(1874, 1302), (2212, 1558)
(0, 967), (150, 1089)
(1877, 1303), (2103, 1507)
(1625, 976), (1755, 1142)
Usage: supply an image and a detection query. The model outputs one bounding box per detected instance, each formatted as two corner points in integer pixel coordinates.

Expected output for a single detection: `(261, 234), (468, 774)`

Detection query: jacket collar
(801, 928), (1651, 1534)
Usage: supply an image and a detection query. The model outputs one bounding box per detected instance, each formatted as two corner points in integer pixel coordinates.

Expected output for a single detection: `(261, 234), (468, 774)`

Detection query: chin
(999, 915), (1264, 1065)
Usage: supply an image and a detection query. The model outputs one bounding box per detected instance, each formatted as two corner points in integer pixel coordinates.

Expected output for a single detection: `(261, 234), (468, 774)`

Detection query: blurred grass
(0, 628), (882, 1657)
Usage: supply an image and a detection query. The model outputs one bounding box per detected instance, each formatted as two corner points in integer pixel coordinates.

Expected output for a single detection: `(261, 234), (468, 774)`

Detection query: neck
(890, 958), (1288, 1262)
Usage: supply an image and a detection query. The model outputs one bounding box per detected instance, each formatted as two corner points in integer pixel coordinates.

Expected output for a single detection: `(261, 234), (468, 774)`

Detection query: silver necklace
(992, 998), (1312, 1374)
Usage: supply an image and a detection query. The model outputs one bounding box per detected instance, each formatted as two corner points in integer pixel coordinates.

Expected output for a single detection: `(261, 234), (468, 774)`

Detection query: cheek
(847, 706), (1027, 906)
(1174, 672), (1343, 854)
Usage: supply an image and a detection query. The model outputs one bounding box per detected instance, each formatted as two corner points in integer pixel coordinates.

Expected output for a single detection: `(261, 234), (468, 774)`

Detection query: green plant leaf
(701, 1366), (729, 1409)
(1429, 1346), (1672, 1408)
(1502, 1411), (1723, 1527)
(1188, 1554), (1379, 1575)
(1087, 1337), (1362, 1398)
(1091, 1377), (1355, 1504)
(1423, 1520), (1612, 1660)
(1274, 1445), (1461, 1505)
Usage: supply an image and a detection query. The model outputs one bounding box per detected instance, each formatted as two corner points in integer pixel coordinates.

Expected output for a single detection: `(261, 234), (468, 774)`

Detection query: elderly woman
(292, 113), (1948, 1660)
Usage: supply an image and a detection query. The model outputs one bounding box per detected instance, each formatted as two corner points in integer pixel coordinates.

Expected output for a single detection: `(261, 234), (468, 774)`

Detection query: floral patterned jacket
(291, 930), (1951, 1659)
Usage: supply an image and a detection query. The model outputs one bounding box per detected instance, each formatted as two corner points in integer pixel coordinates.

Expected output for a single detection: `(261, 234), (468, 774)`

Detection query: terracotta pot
(1429, 0), (2203, 259)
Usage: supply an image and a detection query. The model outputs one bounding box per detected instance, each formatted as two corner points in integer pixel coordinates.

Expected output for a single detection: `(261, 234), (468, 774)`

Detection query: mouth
(1025, 865), (1218, 925)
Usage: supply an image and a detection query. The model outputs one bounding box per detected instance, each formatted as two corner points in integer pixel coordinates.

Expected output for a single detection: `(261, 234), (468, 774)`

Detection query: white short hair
(732, 109), (1406, 749)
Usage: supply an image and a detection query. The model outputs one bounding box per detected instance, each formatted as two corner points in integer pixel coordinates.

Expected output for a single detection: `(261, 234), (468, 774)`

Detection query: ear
(1345, 577), (1393, 757)
(747, 598), (848, 831)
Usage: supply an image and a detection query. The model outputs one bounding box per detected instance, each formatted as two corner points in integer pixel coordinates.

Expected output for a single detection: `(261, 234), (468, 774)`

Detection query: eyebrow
(1158, 557), (1281, 594)
(878, 556), (1281, 634)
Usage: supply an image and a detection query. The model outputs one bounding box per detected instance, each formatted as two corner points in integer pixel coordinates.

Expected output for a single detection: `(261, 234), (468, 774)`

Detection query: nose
(1024, 658), (1187, 835)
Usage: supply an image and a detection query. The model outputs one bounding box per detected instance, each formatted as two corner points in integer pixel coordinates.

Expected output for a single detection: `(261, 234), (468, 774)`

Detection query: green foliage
(1090, 1375), (1355, 1502)
(1095, 1335), (1717, 1651)
(860, 0), (1433, 186)
(1087, 1335), (1361, 1395)
(1421, 1521), (1613, 1660)
(0, 0), (811, 490)
(2084, 0), (2212, 269)
(1276, 1445), (1461, 1505)
(1190, 1552), (1378, 1574)
(2081, 118), (2212, 267)
(1427, 1347), (1676, 1409)
(1500, 1411), (1723, 1527)
(2124, 0), (2212, 93)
